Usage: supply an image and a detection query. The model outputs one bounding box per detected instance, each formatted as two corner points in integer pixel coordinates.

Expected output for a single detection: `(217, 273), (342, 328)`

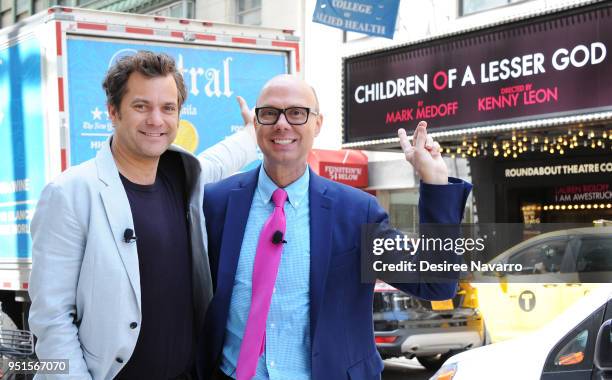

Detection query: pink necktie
(236, 188), (288, 380)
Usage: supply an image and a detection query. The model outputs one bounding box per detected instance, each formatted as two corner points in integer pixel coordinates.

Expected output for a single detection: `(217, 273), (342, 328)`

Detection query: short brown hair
(102, 51), (187, 112)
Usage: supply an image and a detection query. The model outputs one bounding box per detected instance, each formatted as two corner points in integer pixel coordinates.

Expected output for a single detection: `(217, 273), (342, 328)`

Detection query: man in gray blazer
(28, 51), (257, 379)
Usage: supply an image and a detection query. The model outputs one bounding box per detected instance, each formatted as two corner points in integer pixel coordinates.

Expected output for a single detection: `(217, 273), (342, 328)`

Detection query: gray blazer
(28, 130), (257, 380)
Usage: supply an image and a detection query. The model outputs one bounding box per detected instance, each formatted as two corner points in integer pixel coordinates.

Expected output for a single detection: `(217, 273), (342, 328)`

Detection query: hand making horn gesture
(398, 121), (449, 185)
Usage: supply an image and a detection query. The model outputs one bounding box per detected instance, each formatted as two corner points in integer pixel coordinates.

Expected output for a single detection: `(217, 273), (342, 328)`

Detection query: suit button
(116, 358), (124, 363)
(130, 322), (138, 329)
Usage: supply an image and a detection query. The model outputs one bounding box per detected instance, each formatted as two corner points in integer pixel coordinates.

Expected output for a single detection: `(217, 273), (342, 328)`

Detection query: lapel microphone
(272, 230), (287, 245)
(123, 228), (138, 243)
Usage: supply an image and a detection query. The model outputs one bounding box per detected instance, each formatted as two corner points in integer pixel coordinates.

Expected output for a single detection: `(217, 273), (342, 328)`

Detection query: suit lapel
(96, 139), (141, 310)
(308, 171), (334, 341)
(216, 169), (259, 304)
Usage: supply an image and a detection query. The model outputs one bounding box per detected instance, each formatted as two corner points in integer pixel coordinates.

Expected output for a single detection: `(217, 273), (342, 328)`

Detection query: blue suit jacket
(200, 167), (472, 380)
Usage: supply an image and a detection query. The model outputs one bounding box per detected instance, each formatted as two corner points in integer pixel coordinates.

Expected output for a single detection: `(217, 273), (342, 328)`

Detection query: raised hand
(398, 121), (448, 185)
(237, 96), (254, 125)
(236, 95), (256, 138)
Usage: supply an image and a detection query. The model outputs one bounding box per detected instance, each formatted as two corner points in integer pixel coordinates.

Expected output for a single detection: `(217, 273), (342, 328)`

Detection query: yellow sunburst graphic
(173, 119), (199, 153)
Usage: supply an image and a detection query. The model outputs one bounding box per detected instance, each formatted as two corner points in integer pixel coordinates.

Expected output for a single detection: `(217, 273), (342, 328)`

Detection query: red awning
(308, 149), (368, 188)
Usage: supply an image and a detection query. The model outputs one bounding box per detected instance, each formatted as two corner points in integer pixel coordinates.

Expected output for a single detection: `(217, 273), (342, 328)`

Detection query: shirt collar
(257, 164), (310, 209)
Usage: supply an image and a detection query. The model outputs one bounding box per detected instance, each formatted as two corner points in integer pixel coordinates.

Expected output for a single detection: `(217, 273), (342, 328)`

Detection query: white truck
(0, 6), (299, 329)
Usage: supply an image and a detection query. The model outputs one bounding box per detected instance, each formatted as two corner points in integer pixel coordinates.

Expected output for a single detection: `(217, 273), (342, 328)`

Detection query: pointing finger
(398, 128), (412, 152)
(430, 141), (442, 157)
(425, 135), (434, 150)
(237, 96), (252, 125)
(414, 121), (428, 150)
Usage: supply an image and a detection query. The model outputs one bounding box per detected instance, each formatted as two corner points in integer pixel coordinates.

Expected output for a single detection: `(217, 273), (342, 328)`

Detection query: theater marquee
(343, 1), (612, 145)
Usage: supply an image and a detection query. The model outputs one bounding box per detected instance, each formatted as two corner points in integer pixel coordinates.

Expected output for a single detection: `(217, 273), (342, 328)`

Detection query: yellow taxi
(473, 226), (612, 343)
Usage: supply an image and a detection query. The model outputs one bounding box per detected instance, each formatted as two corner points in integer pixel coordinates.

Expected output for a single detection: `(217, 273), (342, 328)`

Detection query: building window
(0, 9), (11, 28)
(236, 0), (261, 25)
(33, 0), (46, 13)
(459, 0), (529, 16)
(49, 0), (74, 6)
(150, 0), (194, 18)
(15, 0), (31, 16)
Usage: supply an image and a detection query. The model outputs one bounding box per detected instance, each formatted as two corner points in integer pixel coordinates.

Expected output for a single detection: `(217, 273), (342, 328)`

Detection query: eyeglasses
(255, 107), (319, 126)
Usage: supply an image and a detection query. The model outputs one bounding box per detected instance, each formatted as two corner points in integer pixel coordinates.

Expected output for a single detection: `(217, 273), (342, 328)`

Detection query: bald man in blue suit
(199, 75), (472, 380)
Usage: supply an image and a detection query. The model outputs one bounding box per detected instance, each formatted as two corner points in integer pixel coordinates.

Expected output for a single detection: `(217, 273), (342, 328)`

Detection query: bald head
(257, 74), (320, 113)
(253, 74), (323, 187)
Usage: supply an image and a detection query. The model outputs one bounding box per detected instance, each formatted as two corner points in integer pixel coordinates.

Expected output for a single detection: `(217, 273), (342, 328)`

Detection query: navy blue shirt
(116, 151), (194, 380)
